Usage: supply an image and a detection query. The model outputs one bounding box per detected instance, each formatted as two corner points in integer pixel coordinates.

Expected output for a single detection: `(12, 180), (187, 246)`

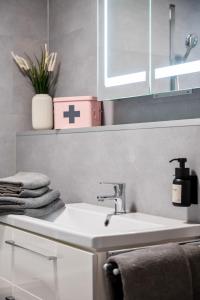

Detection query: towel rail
(104, 238), (200, 276)
(5, 240), (57, 261)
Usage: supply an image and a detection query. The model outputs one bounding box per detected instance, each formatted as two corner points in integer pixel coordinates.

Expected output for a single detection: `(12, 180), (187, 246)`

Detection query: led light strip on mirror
(155, 60), (200, 79)
(103, 0), (147, 87)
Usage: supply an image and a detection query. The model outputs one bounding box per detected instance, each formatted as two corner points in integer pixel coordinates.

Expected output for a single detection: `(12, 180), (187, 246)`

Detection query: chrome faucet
(97, 182), (126, 226)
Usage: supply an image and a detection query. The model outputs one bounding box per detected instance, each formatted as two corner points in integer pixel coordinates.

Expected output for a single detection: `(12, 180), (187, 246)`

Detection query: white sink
(44, 204), (164, 234)
(0, 203), (200, 250)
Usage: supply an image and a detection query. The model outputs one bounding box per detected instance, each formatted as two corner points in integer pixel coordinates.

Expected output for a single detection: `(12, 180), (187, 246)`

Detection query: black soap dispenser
(169, 158), (192, 207)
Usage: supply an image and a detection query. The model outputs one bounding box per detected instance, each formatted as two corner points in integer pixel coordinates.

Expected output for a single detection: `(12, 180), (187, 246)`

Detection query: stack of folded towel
(0, 172), (65, 217)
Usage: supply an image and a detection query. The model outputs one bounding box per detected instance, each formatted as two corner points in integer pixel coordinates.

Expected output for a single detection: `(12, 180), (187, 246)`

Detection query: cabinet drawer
(4, 227), (94, 300)
(12, 285), (42, 300)
(2, 285), (40, 300)
(0, 277), (12, 300)
(8, 228), (59, 300)
(0, 225), (13, 299)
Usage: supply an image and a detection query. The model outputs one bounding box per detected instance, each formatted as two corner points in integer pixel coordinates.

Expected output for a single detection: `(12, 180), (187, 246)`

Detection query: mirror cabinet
(98, 0), (200, 100)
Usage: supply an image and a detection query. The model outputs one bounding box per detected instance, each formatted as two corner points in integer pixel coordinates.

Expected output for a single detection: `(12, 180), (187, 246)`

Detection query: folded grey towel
(0, 209), (24, 216)
(0, 186), (49, 198)
(0, 199), (65, 217)
(0, 190), (60, 209)
(0, 172), (50, 191)
(0, 184), (21, 195)
(106, 243), (193, 300)
(182, 244), (200, 300)
(24, 199), (65, 218)
(19, 186), (50, 198)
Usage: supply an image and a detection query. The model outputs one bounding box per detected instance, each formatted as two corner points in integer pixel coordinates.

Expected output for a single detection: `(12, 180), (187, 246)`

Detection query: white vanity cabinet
(0, 224), (95, 300)
(0, 203), (198, 300)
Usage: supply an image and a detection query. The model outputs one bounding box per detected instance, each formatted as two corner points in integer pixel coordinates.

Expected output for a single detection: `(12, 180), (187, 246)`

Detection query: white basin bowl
(0, 203), (200, 250)
(44, 204), (164, 234)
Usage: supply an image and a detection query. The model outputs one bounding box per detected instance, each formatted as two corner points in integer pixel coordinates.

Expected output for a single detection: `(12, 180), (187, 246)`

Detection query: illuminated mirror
(152, 0), (200, 94)
(98, 0), (200, 100)
(98, 0), (150, 100)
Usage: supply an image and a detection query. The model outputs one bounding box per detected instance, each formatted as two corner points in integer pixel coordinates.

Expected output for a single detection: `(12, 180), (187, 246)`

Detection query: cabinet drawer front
(6, 227), (94, 300)
(0, 277), (12, 300)
(9, 228), (58, 300)
(0, 225), (13, 284)
(56, 242), (94, 300)
(12, 285), (41, 300)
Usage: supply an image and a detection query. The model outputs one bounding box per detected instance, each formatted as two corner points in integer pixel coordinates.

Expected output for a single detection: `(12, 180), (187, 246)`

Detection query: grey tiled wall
(2, 0), (199, 224)
(0, 0), (47, 177)
(49, 0), (97, 97)
(16, 122), (200, 222)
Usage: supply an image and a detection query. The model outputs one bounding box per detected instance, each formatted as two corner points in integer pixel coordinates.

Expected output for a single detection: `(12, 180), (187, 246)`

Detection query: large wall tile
(49, 0), (97, 97)
(0, 0), (47, 39)
(50, 0), (96, 38)
(0, 0), (47, 176)
(0, 37), (13, 114)
(16, 123), (200, 222)
(0, 133), (16, 177)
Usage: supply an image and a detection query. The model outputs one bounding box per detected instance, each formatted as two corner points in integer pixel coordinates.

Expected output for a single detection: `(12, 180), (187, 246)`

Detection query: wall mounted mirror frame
(98, 0), (200, 101)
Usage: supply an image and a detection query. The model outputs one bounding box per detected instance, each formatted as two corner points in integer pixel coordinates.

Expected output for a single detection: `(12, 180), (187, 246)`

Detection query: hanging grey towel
(106, 243), (193, 300)
(0, 186), (50, 198)
(182, 244), (200, 300)
(24, 199), (65, 218)
(0, 172), (50, 192)
(0, 190), (60, 209)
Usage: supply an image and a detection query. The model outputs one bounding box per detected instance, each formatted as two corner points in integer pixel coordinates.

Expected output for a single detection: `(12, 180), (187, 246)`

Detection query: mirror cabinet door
(152, 0), (200, 94)
(98, 0), (150, 100)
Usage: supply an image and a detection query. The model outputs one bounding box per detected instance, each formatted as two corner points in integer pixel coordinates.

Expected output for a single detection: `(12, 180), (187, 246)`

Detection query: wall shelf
(17, 118), (200, 137)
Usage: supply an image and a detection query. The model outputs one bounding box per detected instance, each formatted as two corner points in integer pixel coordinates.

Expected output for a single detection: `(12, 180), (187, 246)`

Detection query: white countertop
(0, 203), (200, 251)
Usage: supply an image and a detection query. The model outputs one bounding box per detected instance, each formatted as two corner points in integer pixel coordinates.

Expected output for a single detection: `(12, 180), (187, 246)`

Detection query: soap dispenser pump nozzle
(169, 158), (187, 168)
(169, 157), (189, 179)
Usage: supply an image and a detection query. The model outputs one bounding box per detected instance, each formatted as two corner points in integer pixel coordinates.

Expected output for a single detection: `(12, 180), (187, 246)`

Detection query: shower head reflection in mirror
(155, 33), (200, 90)
(156, 3), (200, 91)
(174, 34), (199, 64)
(184, 33), (198, 61)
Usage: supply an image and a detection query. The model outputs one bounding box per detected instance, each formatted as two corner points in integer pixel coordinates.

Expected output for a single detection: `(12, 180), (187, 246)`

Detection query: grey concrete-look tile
(51, 28), (96, 64)
(16, 124), (200, 221)
(0, 0), (47, 39)
(49, 0), (97, 97)
(13, 37), (47, 60)
(0, 36), (13, 114)
(0, 0), (48, 179)
(0, 0), (17, 36)
(0, 133), (16, 177)
(55, 54), (97, 97)
(50, 0), (96, 38)
(14, 113), (32, 132)
(0, 36), (13, 88)
(50, 28), (97, 97)
(14, 0), (47, 39)
(0, 86), (13, 114)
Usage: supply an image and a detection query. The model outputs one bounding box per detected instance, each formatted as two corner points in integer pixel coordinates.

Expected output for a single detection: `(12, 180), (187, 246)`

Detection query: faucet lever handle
(99, 182), (125, 187)
(99, 182), (125, 196)
(98, 182), (126, 215)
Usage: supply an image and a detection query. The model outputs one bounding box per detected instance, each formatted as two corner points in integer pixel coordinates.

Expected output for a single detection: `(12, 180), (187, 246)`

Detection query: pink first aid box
(53, 96), (102, 129)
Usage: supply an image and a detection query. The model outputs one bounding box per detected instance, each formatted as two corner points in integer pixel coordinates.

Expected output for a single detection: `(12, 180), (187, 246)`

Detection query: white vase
(32, 94), (53, 130)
